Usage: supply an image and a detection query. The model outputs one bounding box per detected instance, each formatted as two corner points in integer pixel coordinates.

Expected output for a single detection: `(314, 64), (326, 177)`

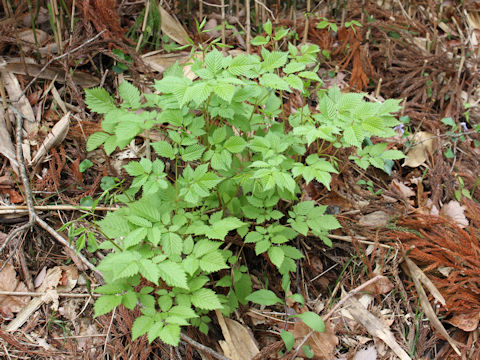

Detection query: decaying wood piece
(345, 295), (411, 360)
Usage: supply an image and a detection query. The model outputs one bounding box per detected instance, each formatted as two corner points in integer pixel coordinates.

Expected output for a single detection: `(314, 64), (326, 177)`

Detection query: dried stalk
(4, 105), (102, 281)
(246, 0), (251, 53)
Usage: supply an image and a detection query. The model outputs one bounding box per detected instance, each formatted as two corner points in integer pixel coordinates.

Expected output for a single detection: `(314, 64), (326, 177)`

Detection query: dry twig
(180, 333), (230, 360)
(14, 30), (106, 101)
(2, 105), (102, 281)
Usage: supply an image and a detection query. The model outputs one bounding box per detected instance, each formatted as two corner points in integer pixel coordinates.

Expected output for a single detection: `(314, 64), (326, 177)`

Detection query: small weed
(356, 179), (383, 196)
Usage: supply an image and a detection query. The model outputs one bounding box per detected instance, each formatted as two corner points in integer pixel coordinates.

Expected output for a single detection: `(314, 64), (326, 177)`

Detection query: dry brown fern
(393, 200), (480, 318)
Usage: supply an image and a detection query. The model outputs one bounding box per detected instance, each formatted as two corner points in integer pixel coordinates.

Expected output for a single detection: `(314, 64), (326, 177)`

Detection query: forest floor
(0, 1), (479, 359)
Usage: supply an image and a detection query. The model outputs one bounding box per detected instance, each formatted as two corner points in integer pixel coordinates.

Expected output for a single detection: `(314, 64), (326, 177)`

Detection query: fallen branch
(2, 105), (103, 281)
(180, 333), (230, 360)
(0, 204), (120, 213)
(0, 290), (98, 297)
(15, 30), (106, 101)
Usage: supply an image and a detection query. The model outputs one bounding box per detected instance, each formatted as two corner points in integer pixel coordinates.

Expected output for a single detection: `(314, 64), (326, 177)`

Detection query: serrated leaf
(87, 132), (110, 151)
(307, 214), (341, 233)
(261, 50), (288, 71)
(206, 217), (245, 240)
(228, 54), (253, 76)
(362, 116), (385, 135)
(343, 125), (363, 147)
(294, 201), (315, 215)
(379, 98), (401, 115)
(161, 232), (183, 256)
(85, 87), (116, 114)
(96, 212), (131, 238)
(263, 19), (273, 35)
(151, 141), (176, 159)
(192, 288), (222, 310)
(211, 126), (227, 144)
(205, 49), (224, 75)
(115, 262), (140, 280)
(270, 210), (284, 220)
(199, 250), (229, 273)
(94, 295), (122, 316)
(260, 73), (290, 91)
(158, 261), (188, 289)
(183, 256), (199, 275)
(271, 234), (288, 244)
(115, 121), (141, 141)
(94, 282), (129, 295)
(281, 245), (304, 260)
(128, 215), (152, 228)
(123, 227), (148, 248)
(146, 321), (163, 343)
(382, 149), (405, 160)
(244, 231), (263, 243)
(185, 81), (212, 106)
(255, 239), (271, 255)
(246, 289), (283, 306)
(298, 71), (320, 81)
(181, 144), (205, 161)
(275, 28), (289, 40)
(118, 81), (141, 109)
(268, 246), (285, 269)
(139, 259), (160, 284)
(288, 42), (298, 56)
(159, 324), (181, 346)
(169, 305), (198, 319)
(142, 180), (160, 195)
(285, 75), (304, 91)
(337, 92), (364, 112)
(103, 135), (118, 155)
(283, 61), (306, 74)
(122, 290), (138, 310)
(129, 200), (162, 222)
(131, 315), (154, 340)
(369, 157), (385, 169)
(164, 317), (189, 326)
(216, 275), (232, 287)
(224, 136), (246, 153)
(158, 295), (172, 312)
(291, 220), (309, 236)
(213, 82), (235, 103)
(124, 161), (145, 176)
(251, 36), (269, 46)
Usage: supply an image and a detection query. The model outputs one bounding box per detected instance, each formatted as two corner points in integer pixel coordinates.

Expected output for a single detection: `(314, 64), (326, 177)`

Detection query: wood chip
(345, 296), (411, 360)
(30, 112), (70, 167)
(216, 310), (259, 360)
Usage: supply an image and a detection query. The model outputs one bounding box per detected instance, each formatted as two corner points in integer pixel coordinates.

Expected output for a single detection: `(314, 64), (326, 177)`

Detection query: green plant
(251, 19), (292, 47)
(356, 179), (382, 196)
(127, 0), (162, 51)
(111, 49), (133, 74)
(316, 17), (338, 33)
(344, 20), (363, 35)
(454, 174), (473, 201)
(84, 46), (403, 351)
(79, 159), (93, 172)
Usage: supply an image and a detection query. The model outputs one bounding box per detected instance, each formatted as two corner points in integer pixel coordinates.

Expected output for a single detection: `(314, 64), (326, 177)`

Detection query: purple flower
(460, 122), (468, 131)
(394, 124), (405, 135)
